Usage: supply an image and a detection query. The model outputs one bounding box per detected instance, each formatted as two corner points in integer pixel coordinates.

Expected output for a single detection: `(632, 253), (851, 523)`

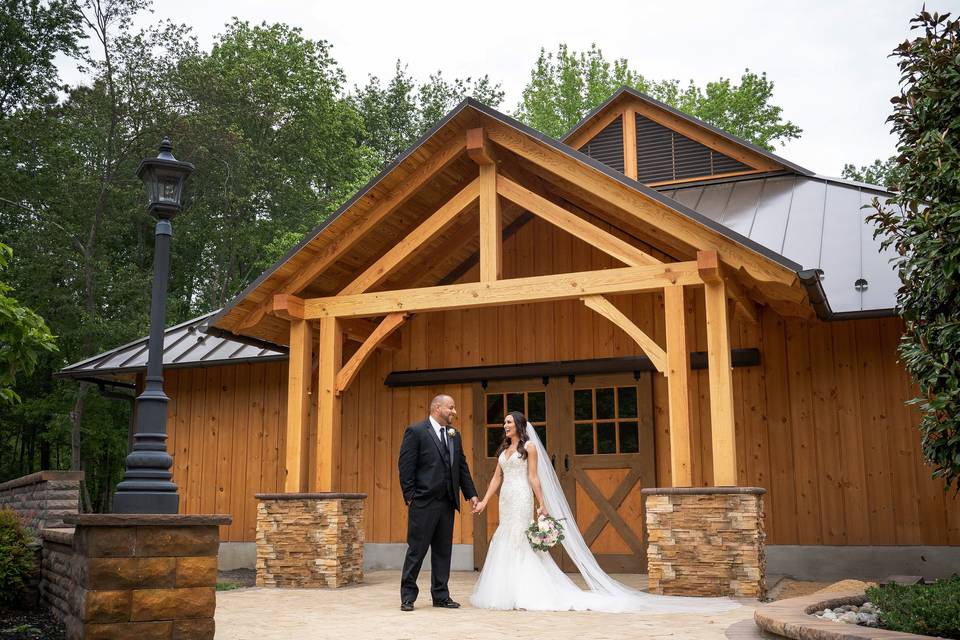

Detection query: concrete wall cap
(255, 493), (367, 501)
(63, 514), (232, 527)
(641, 486), (767, 496)
(0, 470), (84, 492)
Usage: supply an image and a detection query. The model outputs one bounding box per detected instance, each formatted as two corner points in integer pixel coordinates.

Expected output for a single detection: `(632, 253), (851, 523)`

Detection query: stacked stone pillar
(63, 513), (230, 640)
(255, 493), (366, 588)
(642, 487), (766, 599)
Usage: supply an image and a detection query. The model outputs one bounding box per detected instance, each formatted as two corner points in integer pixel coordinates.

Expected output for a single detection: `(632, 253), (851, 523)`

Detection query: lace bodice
(498, 450), (533, 532)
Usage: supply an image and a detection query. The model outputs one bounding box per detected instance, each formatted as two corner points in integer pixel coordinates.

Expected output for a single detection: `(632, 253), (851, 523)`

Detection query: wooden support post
(703, 273), (738, 486)
(479, 163), (501, 281)
(664, 285), (692, 487)
(622, 107), (638, 180)
(315, 317), (343, 492)
(284, 319), (312, 492)
(471, 128), (502, 282)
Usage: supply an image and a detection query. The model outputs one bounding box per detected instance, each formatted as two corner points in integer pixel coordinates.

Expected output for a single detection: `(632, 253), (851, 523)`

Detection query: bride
(469, 411), (738, 613)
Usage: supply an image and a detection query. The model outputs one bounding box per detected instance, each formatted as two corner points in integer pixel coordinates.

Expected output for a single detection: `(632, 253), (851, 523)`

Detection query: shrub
(0, 508), (37, 605)
(866, 576), (960, 639)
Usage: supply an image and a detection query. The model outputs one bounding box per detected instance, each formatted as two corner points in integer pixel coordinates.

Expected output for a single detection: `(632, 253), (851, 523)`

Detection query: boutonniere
(446, 428), (457, 438)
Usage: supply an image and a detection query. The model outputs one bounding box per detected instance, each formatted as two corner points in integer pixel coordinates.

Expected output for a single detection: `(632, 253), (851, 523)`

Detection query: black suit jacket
(398, 418), (478, 511)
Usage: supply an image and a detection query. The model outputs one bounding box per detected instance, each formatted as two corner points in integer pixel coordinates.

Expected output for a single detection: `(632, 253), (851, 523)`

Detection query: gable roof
(208, 98), (811, 345)
(563, 86), (815, 177)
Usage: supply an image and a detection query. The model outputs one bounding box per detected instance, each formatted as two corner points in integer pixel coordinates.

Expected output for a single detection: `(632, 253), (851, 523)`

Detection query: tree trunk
(70, 383), (88, 470)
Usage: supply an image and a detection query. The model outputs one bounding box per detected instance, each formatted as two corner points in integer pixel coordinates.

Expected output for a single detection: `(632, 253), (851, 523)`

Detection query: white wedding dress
(470, 426), (739, 614)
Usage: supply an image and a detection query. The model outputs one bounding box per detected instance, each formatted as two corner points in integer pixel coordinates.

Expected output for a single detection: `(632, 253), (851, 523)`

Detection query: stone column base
(63, 513), (231, 640)
(255, 493), (366, 588)
(642, 487), (766, 599)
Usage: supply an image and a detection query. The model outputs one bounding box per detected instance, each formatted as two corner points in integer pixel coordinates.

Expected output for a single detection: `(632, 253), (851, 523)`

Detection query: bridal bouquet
(525, 514), (565, 551)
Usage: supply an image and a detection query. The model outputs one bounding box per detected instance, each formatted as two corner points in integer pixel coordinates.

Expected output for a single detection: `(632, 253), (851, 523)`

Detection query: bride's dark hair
(496, 411), (530, 460)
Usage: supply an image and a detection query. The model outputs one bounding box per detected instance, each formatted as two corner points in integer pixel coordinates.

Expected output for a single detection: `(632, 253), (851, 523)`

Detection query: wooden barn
(61, 88), (960, 577)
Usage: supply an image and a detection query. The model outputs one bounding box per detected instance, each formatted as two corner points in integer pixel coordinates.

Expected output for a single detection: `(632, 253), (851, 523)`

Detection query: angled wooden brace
(335, 313), (408, 396)
(581, 295), (666, 373)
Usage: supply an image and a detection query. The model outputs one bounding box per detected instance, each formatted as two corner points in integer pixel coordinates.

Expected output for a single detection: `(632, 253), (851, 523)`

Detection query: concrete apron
(215, 570), (761, 640)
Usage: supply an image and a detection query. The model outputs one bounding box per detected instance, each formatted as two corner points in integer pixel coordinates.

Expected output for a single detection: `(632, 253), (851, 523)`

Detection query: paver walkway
(216, 571), (770, 639)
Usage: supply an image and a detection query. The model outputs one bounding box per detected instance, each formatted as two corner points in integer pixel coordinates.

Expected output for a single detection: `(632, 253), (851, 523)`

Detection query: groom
(397, 394), (478, 611)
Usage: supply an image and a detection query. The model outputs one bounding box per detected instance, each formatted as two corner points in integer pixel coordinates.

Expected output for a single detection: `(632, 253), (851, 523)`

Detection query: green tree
(0, 0), (85, 116)
(0, 242), (56, 404)
(351, 61), (504, 170)
(842, 156), (903, 190)
(868, 10), (960, 492)
(515, 44), (801, 150)
(172, 19), (372, 309)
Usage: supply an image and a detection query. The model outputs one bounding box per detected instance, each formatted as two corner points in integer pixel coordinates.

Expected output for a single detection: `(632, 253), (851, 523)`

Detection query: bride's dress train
(470, 428), (739, 614)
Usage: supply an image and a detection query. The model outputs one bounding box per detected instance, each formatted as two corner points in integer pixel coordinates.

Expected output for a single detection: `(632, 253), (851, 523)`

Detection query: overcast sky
(60, 0), (960, 177)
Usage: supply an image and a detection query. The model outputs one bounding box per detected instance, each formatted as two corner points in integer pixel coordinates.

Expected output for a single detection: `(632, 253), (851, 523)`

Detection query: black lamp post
(113, 139), (194, 514)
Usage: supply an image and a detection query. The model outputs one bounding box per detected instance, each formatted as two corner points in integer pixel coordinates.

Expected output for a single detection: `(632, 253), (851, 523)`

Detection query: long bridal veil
(524, 424), (739, 613)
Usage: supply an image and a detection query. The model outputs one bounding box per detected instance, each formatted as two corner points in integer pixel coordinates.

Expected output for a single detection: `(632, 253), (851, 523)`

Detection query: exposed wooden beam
(622, 106), (638, 181)
(697, 249), (722, 283)
(698, 250), (758, 324)
(704, 276), (737, 486)
(479, 162), (501, 281)
(335, 313), (408, 396)
(231, 135), (467, 332)
(341, 318), (402, 351)
(303, 262), (702, 319)
(645, 169), (765, 188)
(485, 119), (798, 287)
(272, 294), (304, 320)
(565, 107), (625, 151)
(664, 285), (692, 486)
(466, 128), (497, 166)
(315, 317), (342, 491)
(339, 179), (480, 295)
(496, 174), (661, 267)
(581, 295), (666, 372)
(284, 319), (312, 492)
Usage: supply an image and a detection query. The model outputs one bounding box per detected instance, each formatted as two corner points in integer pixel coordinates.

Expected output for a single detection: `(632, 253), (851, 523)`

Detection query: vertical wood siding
(166, 216), (959, 546)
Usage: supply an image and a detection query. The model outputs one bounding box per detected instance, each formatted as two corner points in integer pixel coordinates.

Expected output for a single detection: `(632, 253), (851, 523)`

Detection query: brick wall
(0, 471), (83, 531)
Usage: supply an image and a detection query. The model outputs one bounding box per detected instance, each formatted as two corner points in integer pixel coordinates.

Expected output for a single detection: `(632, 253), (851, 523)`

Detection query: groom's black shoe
(400, 601), (415, 612)
(432, 598), (460, 608)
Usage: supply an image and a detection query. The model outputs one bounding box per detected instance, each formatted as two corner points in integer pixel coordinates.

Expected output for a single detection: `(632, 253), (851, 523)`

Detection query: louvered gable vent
(579, 116), (624, 173)
(636, 114), (751, 183)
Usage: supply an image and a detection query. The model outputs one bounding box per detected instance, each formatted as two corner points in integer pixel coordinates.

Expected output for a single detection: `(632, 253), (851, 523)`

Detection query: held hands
(471, 498), (486, 515)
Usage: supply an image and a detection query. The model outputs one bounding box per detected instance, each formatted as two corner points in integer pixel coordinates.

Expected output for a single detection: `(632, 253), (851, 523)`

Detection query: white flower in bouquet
(525, 515), (566, 551)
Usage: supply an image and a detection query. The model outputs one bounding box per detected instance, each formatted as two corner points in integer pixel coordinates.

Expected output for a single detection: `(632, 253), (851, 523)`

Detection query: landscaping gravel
(812, 602), (880, 628)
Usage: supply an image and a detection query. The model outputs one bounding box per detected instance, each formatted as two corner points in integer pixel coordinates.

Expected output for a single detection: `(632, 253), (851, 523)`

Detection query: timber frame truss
(268, 126), (790, 494)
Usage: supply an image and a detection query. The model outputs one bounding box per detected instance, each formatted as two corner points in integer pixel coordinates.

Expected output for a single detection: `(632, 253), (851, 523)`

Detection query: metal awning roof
(58, 310), (287, 381)
(659, 174), (900, 315)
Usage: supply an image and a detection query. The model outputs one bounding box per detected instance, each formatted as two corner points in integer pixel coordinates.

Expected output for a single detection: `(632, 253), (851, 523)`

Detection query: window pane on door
(575, 423), (594, 455)
(487, 427), (502, 458)
(619, 421), (639, 453)
(574, 389), (593, 420)
(533, 424), (547, 448)
(507, 393), (525, 414)
(617, 386), (638, 418)
(486, 394), (504, 425)
(597, 422), (616, 454)
(596, 388), (615, 419)
(528, 392), (546, 422)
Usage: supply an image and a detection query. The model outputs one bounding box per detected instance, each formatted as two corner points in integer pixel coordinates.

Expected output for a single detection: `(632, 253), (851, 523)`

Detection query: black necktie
(440, 428), (450, 463)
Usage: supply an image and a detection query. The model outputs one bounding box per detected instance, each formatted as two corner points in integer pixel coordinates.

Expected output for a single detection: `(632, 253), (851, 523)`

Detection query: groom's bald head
(430, 394), (457, 426)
